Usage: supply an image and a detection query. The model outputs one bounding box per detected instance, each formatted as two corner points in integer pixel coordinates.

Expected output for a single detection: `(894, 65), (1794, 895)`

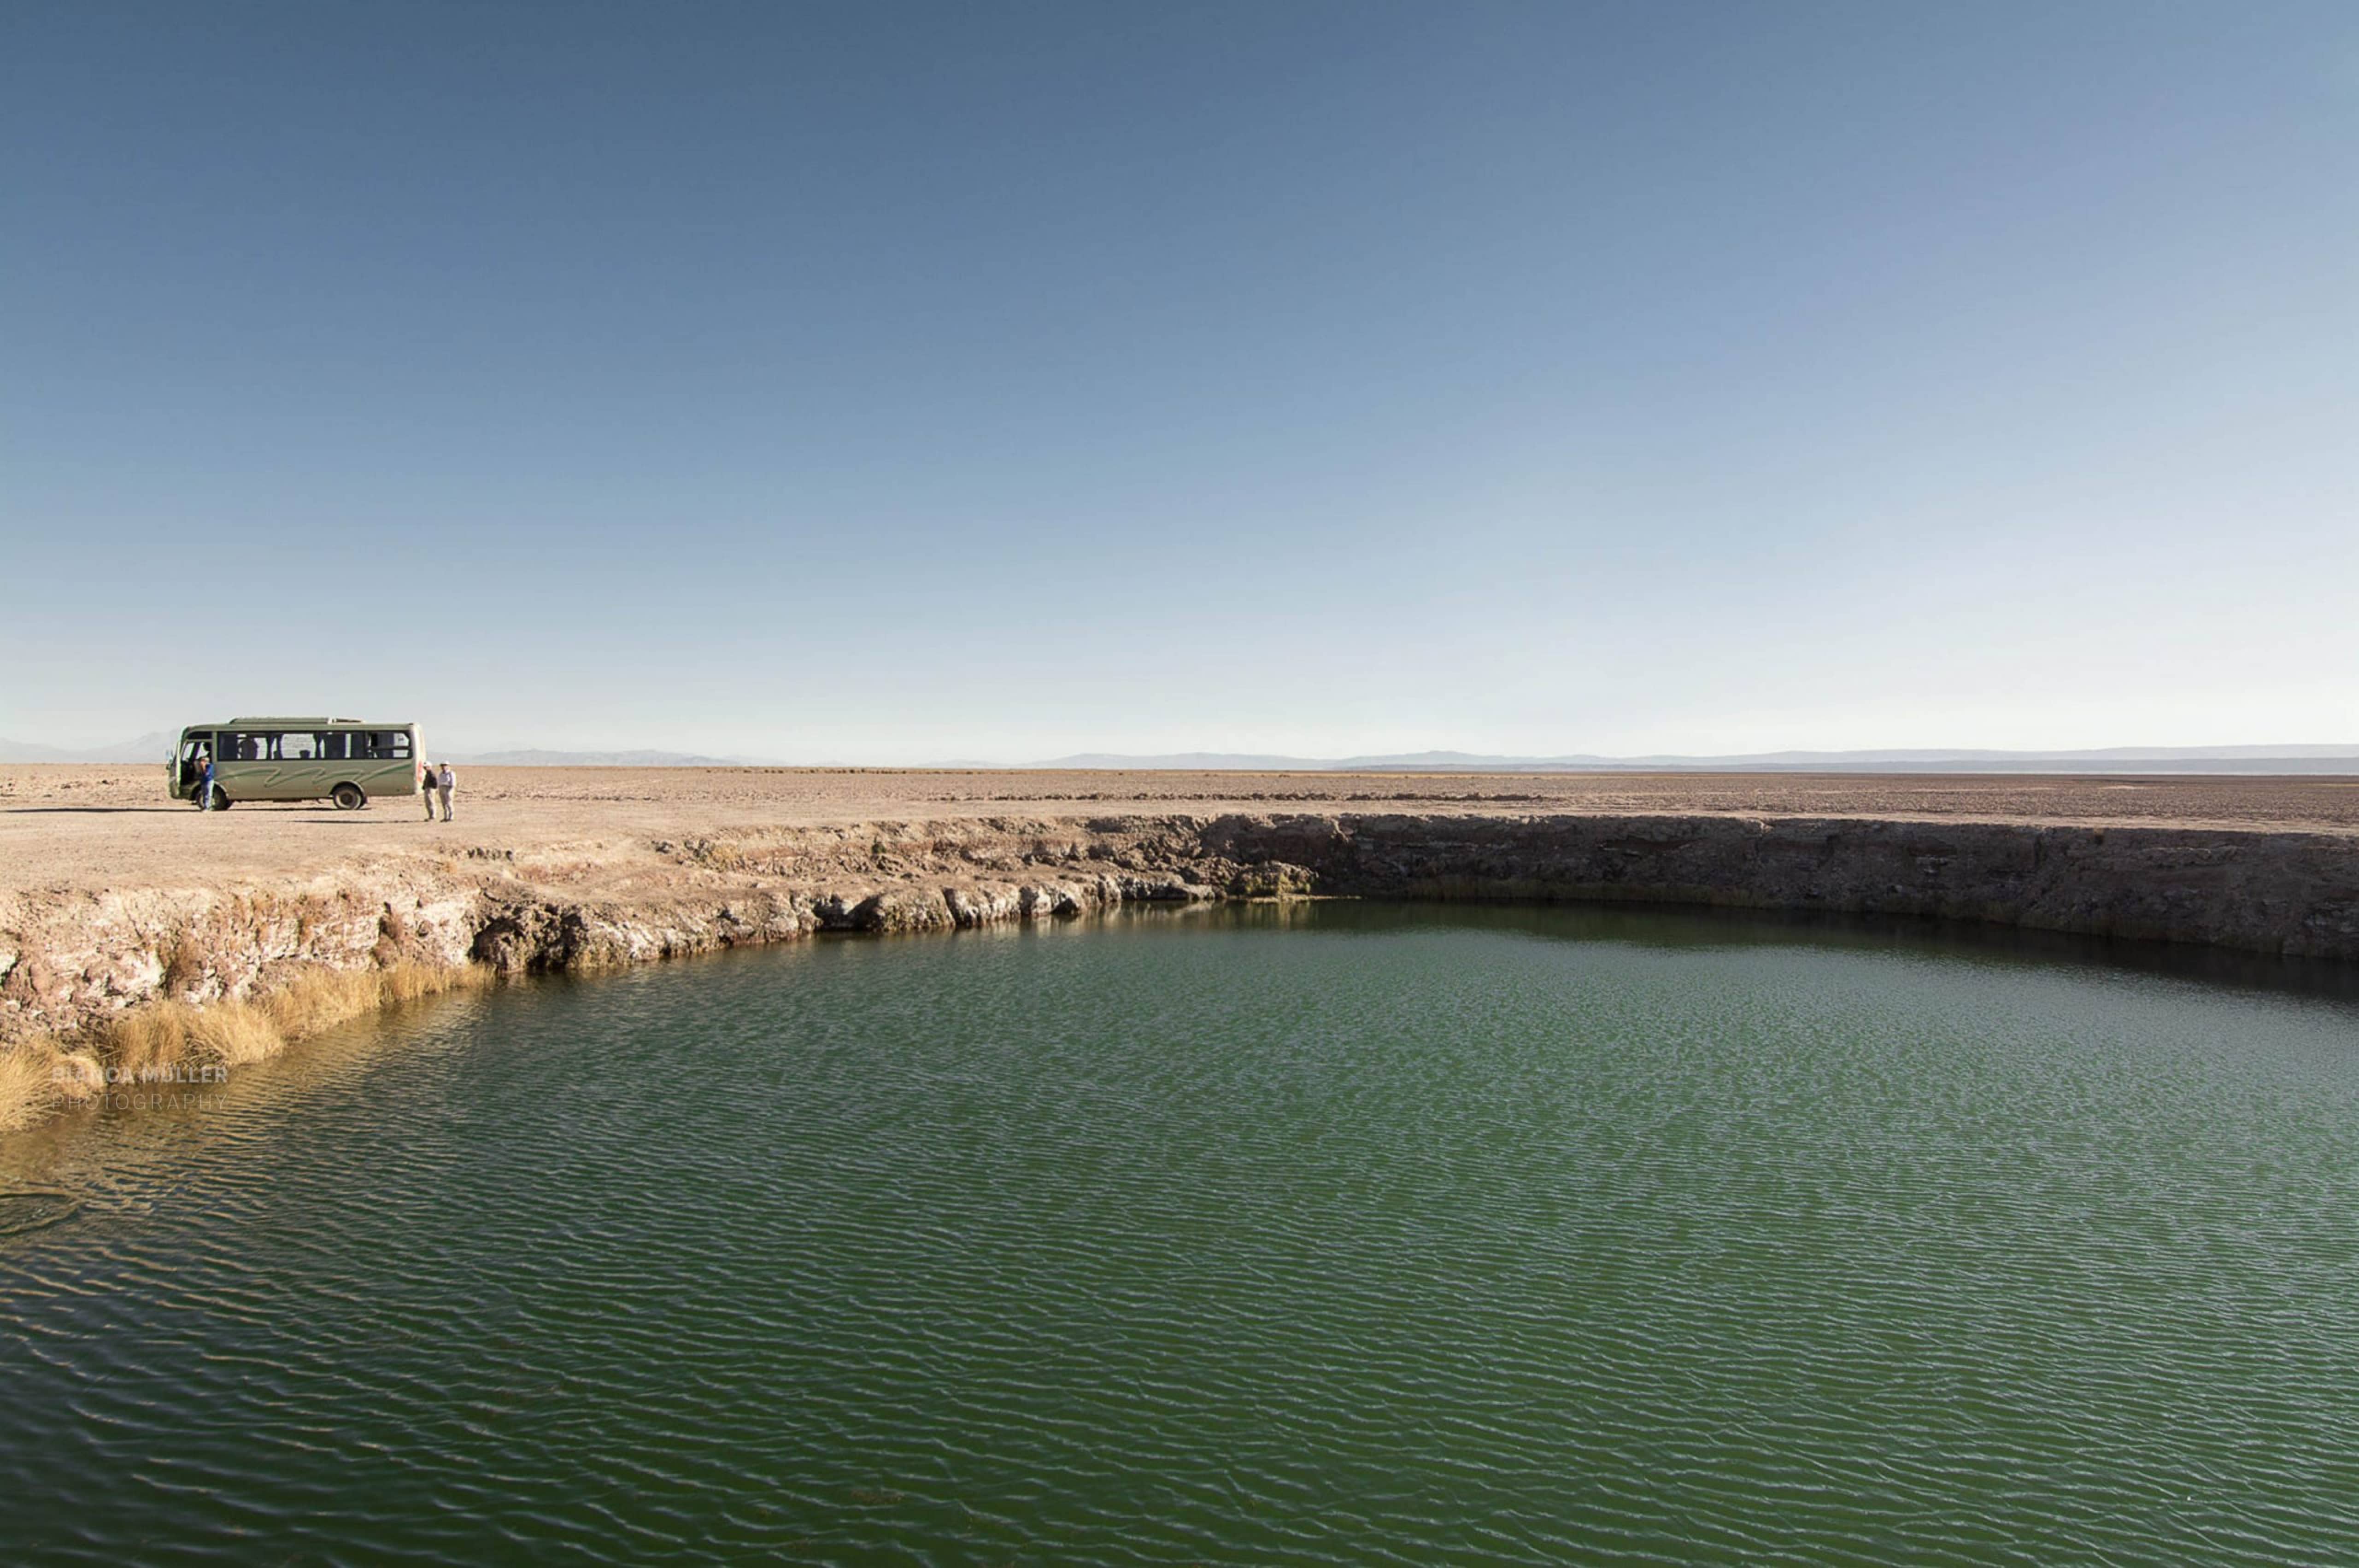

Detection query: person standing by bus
(436, 760), (456, 822)
(197, 750), (216, 812)
(421, 759), (438, 821)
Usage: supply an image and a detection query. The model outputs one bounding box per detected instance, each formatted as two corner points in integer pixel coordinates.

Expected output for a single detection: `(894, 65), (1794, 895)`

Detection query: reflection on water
(3, 902), (2357, 1565)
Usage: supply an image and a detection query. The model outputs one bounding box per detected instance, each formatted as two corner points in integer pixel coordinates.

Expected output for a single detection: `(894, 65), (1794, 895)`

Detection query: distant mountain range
(444, 748), (765, 767)
(7, 736), (2356, 774)
(0, 735), (768, 767)
(0, 732), (176, 764)
(1027, 747), (2359, 775)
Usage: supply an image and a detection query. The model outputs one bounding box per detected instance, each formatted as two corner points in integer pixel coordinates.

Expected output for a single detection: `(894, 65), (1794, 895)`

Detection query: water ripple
(2, 906), (2357, 1564)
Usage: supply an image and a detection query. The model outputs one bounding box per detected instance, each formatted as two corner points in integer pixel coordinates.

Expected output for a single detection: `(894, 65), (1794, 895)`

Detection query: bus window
(359, 731), (412, 760)
(270, 733), (326, 761)
(317, 732), (349, 761)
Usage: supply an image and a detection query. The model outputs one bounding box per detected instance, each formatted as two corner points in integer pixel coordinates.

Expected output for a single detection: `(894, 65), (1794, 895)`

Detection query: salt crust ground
(7, 764), (2355, 901)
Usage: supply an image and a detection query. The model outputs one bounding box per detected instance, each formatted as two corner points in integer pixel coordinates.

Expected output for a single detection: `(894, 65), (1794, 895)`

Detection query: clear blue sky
(6, 2), (2353, 760)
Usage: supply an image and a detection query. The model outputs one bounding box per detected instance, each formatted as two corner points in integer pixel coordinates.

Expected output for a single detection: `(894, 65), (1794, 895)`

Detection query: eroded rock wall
(4, 812), (2355, 1044)
(1202, 814), (2359, 959)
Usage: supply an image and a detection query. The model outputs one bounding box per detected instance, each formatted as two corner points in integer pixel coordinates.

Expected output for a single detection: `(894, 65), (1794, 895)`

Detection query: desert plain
(8, 764), (2359, 899)
(5, 761), (2359, 1080)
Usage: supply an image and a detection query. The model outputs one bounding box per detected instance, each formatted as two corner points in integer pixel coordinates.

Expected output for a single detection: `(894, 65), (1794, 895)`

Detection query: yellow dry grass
(0, 1040), (64, 1134)
(0, 962), (493, 1132)
(0, 1033), (103, 1132)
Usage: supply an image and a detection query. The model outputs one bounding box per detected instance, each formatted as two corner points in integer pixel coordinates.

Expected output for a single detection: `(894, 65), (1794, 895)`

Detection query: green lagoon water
(2, 903), (2357, 1564)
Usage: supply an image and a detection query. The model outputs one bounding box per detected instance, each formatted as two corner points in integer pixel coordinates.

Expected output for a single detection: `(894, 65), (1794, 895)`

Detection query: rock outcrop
(5, 812), (2356, 1046)
(1204, 813), (2359, 959)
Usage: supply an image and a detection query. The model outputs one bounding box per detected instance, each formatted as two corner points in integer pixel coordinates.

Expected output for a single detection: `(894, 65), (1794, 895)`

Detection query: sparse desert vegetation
(0, 961), (490, 1132)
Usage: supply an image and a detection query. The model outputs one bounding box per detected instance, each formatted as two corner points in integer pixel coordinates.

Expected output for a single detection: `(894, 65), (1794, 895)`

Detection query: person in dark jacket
(421, 760), (438, 820)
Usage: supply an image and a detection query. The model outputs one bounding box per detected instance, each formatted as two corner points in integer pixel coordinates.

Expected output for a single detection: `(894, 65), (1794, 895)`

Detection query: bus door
(176, 734), (215, 797)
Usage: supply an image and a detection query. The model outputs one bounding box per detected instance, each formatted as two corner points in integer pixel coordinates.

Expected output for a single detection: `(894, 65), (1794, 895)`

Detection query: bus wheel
(332, 784), (366, 811)
(212, 795), (234, 809)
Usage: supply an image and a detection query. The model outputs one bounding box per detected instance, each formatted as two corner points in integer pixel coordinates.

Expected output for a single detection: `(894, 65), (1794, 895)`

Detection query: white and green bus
(170, 718), (423, 810)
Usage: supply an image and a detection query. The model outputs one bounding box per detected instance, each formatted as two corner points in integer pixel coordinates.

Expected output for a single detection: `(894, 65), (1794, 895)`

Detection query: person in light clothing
(435, 761), (455, 822)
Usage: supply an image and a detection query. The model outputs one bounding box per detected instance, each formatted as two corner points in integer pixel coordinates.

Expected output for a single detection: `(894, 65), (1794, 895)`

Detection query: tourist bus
(170, 718), (423, 810)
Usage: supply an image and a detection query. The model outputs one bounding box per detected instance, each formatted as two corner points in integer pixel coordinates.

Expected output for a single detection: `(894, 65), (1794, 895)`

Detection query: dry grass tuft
(257, 968), (386, 1039)
(0, 962), (499, 1125)
(94, 1004), (189, 1077)
(0, 1035), (104, 1131)
(2, 962), (493, 1136)
(194, 1003), (288, 1069)
(0, 1039), (64, 1134)
(381, 961), (491, 1006)
(51, 1049), (106, 1105)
